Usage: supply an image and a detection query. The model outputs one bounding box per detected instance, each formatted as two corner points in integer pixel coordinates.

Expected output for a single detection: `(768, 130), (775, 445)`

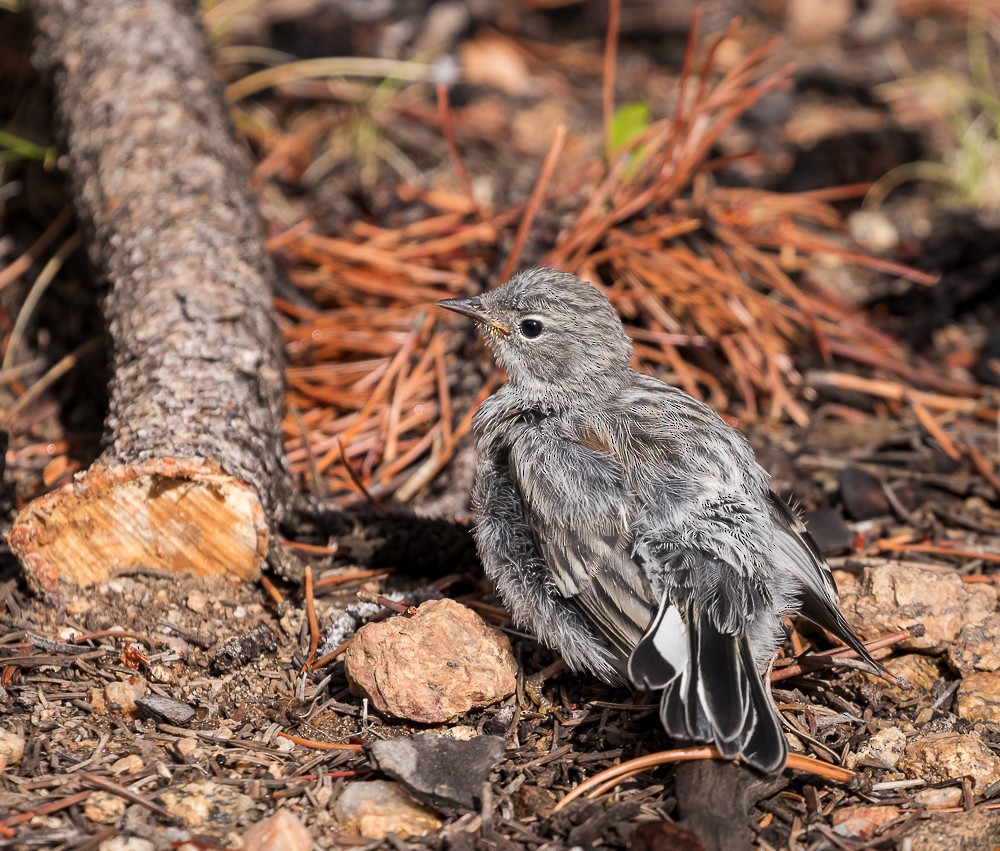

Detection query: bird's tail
(630, 600), (788, 775)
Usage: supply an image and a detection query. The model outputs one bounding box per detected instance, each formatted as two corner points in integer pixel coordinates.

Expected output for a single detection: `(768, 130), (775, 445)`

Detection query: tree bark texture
(9, 0), (289, 597)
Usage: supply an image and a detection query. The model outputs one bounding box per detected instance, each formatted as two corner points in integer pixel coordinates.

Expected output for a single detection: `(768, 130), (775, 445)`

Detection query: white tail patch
(629, 601), (690, 690)
(651, 603), (690, 678)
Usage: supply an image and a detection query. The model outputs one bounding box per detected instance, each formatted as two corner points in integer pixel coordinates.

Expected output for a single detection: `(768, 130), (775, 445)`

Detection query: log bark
(9, 0), (289, 597)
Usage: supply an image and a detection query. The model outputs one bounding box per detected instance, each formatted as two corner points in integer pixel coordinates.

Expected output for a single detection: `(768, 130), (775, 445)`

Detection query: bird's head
(438, 268), (633, 408)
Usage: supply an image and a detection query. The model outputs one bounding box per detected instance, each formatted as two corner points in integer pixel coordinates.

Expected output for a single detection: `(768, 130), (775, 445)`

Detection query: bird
(437, 267), (884, 774)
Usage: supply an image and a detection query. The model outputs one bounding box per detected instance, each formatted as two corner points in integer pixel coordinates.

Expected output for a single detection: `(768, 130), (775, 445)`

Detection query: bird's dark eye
(520, 318), (544, 338)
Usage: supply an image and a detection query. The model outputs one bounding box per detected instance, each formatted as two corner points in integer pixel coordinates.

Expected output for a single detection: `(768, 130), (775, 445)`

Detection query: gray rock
(367, 733), (505, 814)
(134, 694), (195, 726)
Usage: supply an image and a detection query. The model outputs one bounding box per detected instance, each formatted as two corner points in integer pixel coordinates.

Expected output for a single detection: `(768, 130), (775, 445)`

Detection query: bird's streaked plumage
(438, 267), (883, 774)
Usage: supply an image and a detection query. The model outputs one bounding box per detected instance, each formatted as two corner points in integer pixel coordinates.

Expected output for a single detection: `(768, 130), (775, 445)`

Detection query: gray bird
(438, 267), (882, 774)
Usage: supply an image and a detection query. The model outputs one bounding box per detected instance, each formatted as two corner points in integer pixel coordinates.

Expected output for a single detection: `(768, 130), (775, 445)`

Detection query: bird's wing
(596, 384), (789, 772)
(506, 425), (656, 665)
(472, 437), (624, 682)
(767, 492), (885, 673)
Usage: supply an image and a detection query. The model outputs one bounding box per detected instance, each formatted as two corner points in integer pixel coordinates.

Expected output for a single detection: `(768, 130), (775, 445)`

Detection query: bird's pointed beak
(437, 296), (511, 337)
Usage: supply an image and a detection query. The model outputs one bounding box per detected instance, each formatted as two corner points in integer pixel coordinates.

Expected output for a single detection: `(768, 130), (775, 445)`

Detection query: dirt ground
(3, 0), (1000, 848)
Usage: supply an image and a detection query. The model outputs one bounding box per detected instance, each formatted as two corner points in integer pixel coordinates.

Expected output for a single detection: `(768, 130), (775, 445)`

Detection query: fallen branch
(9, 0), (289, 596)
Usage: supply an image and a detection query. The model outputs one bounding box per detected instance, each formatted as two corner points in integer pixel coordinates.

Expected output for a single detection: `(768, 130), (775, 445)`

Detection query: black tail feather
(738, 640), (788, 774)
(661, 674), (689, 740)
(656, 604), (787, 773)
(697, 615), (749, 750)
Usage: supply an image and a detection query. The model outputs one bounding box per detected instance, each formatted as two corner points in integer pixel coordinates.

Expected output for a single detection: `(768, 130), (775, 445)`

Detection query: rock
(211, 624), (277, 673)
(160, 780), (254, 828)
(913, 787), (963, 808)
(839, 468), (891, 520)
(848, 211), (900, 254)
(135, 694), (196, 725)
(838, 564), (997, 652)
(84, 791), (126, 825)
(948, 613), (1000, 673)
(786, 0), (853, 43)
(460, 35), (532, 96)
(0, 728), (26, 771)
(109, 754), (144, 775)
(956, 671), (1000, 723)
(240, 810), (313, 851)
(147, 663), (182, 684)
(831, 805), (900, 840)
(848, 726), (906, 769)
(904, 808), (1000, 850)
(99, 838), (155, 851)
(514, 784), (559, 819)
(333, 780), (443, 839)
(367, 733), (506, 814)
(898, 732), (1000, 794)
(88, 675), (149, 717)
(864, 654), (944, 698)
(344, 599), (517, 724)
(175, 738), (200, 758)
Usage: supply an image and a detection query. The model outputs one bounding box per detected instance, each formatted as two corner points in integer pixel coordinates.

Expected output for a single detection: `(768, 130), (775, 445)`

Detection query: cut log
(9, 0), (289, 598)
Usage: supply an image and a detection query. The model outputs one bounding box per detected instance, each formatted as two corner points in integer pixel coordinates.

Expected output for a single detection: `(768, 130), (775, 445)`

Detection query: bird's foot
(524, 659), (568, 712)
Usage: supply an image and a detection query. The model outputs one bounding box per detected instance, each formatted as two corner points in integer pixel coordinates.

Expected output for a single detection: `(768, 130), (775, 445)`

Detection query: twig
(875, 540), (1000, 564)
(499, 124), (567, 283)
(553, 747), (855, 812)
(79, 771), (178, 822)
(437, 82), (491, 231)
(3, 231), (83, 372)
(771, 628), (918, 683)
(276, 731), (363, 751)
(259, 574), (286, 608)
(2, 337), (103, 428)
(314, 568), (394, 589)
(302, 565), (319, 672)
(602, 0), (621, 158)
(911, 399), (962, 460)
(310, 639), (352, 671)
(967, 443), (1000, 495)
(0, 204), (74, 294)
(0, 790), (93, 832)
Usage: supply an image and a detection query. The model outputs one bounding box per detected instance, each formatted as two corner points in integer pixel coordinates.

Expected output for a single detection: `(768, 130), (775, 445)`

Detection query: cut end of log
(8, 458), (269, 598)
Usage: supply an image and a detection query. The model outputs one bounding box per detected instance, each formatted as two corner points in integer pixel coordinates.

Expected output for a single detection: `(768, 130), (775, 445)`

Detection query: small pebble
(333, 780), (442, 839)
(240, 810), (313, 851)
(0, 729), (26, 771)
(84, 791), (126, 825)
(109, 754), (144, 775)
(135, 694), (196, 725)
(175, 738), (200, 758)
(344, 599), (516, 724)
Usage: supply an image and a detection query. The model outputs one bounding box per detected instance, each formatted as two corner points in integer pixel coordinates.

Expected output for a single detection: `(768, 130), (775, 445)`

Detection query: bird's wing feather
(768, 491), (885, 674)
(507, 425), (656, 665)
(472, 437), (623, 681)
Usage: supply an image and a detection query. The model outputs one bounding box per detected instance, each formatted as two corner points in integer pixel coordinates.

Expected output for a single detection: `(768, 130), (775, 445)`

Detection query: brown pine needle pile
(224, 17), (989, 507)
